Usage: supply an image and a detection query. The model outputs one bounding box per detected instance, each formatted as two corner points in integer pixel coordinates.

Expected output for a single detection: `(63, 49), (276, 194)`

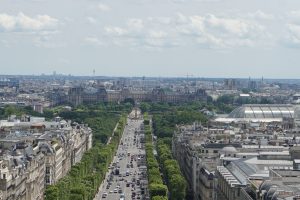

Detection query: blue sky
(0, 0), (300, 78)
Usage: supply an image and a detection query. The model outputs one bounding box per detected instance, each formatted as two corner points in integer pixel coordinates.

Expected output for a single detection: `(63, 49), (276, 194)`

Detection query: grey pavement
(94, 110), (148, 200)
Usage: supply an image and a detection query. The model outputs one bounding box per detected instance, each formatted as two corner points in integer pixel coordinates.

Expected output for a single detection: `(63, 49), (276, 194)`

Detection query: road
(94, 109), (149, 200)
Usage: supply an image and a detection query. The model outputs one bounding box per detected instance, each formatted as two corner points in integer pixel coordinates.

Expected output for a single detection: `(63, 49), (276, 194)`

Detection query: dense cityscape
(1, 0), (300, 199)
(1, 75), (300, 200)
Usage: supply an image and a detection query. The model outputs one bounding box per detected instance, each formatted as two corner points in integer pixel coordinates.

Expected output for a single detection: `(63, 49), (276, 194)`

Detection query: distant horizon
(1, 0), (300, 79)
(1, 73), (300, 81)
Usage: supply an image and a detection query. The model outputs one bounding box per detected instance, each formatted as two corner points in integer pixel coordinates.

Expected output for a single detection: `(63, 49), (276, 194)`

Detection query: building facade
(0, 117), (92, 200)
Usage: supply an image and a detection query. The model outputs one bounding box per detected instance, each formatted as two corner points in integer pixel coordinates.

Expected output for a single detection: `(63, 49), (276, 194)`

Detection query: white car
(102, 192), (108, 198)
(119, 193), (125, 200)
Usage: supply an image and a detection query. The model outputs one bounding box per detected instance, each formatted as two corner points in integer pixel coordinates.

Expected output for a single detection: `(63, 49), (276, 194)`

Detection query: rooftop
(228, 104), (294, 119)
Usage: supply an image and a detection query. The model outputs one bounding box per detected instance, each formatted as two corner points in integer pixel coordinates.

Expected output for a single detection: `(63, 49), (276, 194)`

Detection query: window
(237, 188), (240, 196)
(206, 150), (208, 154)
(46, 167), (50, 174)
(46, 176), (50, 184)
(3, 174), (6, 179)
(213, 150), (218, 153)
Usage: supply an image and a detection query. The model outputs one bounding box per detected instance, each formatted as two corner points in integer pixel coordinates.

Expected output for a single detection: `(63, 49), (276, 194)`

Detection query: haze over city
(1, 0), (300, 78)
(3, 1), (300, 200)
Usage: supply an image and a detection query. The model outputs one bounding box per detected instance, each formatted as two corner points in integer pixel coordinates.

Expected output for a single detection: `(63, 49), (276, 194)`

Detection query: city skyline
(1, 0), (300, 78)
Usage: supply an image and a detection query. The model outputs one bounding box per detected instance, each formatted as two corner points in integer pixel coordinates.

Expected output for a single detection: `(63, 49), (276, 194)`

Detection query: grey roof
(202, 143), (242, 149)
(228, 104), (294, 119)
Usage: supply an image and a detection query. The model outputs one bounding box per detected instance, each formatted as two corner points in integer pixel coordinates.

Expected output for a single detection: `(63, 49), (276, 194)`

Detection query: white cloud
(205, 14), (263, 36)
(247, 10), (274, 20)
(144, 30), (176, 49)
(177, 14), (266, 48)
(148, 30), (167, 39)
(104, 26), (128, 36)
(147, 17), (171, 25)
(0, 12), (58, 32)
(102, 13), (269, 49)
(288, 10), (300, 21)
(127, 18), (144, 31)
(84, 36), (103, 46)
(0, 14), (16, 30)
(86, 16), (97, 24)
(281, 11), (300, 48)
(97, 3), (111, 12)
(285, 24), (300, 47)
(288, 24), (300, 38)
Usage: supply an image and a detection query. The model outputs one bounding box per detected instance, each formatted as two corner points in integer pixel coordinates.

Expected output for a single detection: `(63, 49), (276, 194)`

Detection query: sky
(0, 0), (300, 78)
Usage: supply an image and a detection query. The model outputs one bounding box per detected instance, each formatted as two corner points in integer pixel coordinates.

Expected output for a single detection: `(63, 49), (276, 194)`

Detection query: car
(120, 193), (125, 200)
(106, 185), (110, 189)
(118, 188), (122, 193)
(109, 190), (113, 194)
(102, 192), (108, 198)
(114, 189), (118, 193)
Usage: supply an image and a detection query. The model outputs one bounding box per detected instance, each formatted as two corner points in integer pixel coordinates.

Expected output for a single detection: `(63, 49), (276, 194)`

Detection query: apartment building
(0, 117), (92, 200)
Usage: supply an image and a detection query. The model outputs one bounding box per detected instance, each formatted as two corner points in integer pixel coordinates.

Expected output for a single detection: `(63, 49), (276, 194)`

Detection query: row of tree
(0, 105), (43, 119)
(152, 110), (207, 138)
(144, 113), (168, 200)
(44, 109), (127, 199)
(157, 141), (187, 200)
(141, 102), (209, 199)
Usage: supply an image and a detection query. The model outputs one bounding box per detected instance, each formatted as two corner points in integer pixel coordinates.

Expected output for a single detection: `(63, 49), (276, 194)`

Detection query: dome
(221, 146), (237, 154)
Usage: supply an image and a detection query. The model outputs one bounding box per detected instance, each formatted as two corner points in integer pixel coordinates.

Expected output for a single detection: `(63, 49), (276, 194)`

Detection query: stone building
(172, 122), (299, 200)
(68, 86), (208, 106)
(0, 117), (92, 200)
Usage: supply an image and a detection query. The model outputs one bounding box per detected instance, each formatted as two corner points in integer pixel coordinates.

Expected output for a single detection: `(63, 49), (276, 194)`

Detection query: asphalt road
(94, 110), (148, 200)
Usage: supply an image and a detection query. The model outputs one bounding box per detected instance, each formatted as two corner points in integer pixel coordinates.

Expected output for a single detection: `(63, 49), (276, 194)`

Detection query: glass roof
(228, 104), (294, 119)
